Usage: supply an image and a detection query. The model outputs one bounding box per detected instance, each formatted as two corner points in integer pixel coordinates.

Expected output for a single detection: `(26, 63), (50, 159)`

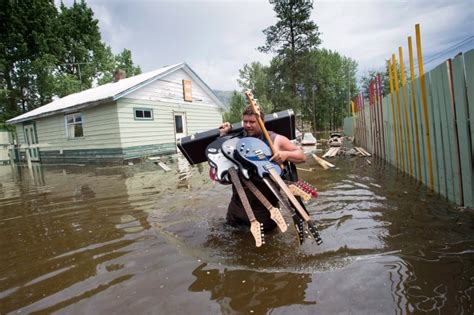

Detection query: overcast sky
(60, 0), (473, 91)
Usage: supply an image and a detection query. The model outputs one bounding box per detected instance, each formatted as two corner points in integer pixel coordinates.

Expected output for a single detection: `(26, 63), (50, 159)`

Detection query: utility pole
(58, 62), (91, 91)
(312, 84), (317, 132)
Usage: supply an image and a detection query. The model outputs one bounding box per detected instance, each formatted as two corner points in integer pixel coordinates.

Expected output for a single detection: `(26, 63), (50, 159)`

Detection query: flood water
(0, 149), (473, 314)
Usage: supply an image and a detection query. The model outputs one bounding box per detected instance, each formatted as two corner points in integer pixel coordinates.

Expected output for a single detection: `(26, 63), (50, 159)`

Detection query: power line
(423, 36), (473, 65)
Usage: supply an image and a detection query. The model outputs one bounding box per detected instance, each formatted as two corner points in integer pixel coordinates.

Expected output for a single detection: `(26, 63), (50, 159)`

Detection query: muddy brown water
(0, 152), (473, 314)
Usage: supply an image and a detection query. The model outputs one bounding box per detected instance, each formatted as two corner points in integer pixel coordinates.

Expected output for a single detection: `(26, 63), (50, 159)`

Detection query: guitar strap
(239, 175), (288, 232)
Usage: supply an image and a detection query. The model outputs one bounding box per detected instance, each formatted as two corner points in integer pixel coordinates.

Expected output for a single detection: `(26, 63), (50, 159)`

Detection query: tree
(297, 49), (357, 131)
(98, 48), (142, 85)
(237, 62), (272, 114)
(259, 0), (321, 96)
(0, 0), (61, 117)
(0, 0), (142, 125)
(56, 0), (111, 95)
(223, 91), (246, 123)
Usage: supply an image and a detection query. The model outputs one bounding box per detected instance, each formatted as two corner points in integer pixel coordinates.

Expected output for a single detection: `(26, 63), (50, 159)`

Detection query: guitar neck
(228, 167), (256, 222)
(267, 168), (310, 221)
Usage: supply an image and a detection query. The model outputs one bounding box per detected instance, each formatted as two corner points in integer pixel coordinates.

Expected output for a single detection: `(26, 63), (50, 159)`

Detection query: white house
(7, 63), (226, 164)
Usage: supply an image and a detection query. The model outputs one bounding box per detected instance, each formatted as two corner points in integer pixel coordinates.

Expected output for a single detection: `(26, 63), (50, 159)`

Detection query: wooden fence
(351, 48), (473, 208)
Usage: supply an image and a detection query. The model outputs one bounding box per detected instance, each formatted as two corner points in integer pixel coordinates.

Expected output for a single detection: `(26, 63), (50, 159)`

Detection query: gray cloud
(58, 0), (473, 90)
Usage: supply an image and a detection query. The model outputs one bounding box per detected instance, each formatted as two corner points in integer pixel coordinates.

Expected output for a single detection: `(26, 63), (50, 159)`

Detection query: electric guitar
(227, 167), (264, 247)
(221, 137), (252, 177)
(206, 136), (249, 183)
(235, 137), (309, 221)
(221, 137), (287, 233)
(235, 137), (323, 245)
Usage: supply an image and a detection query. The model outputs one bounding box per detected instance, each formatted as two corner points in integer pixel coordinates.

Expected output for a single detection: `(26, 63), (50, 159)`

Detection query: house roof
(7, 62), (225, 124)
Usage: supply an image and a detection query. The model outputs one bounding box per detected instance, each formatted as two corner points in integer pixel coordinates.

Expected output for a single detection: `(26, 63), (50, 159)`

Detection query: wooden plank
(414, 78), (427, 185)
(322, 147), (334, 158)
(443, 61), (462, 205)
(313, 154), (329, 170)
(312, 154), (335, 169)
(451, 54), (473, 207)
(355, 147), (367, 157)
(358, 147), (372, 157)
(354, 147), (363, 156)
(388, 60), (399, 168)
(429, 67), (445, 197)
(408, 36), (422, 181)
(296, 167), (314, 172)
(426, 72), (439, 192)
(464, 50), (474, 162)
(416, 24), (434, 189)
(407, 84), (418, 180)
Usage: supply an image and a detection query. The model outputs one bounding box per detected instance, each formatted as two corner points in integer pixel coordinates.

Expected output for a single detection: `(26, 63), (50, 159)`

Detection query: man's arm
(271, 135), (306, 164)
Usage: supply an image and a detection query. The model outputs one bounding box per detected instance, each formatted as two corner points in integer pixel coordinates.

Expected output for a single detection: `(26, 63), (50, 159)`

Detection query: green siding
(117, 98), (223, 149)
(40, 143), (176, 164)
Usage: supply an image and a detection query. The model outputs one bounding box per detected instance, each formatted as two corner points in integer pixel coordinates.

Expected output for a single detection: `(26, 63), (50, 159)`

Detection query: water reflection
(0, 163), (168, 313)
(0, 155), (472, 314)
(189, 263), (315, 313)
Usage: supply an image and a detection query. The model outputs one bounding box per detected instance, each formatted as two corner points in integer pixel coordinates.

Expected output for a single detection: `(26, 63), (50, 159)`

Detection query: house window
(175, 115), (183, 133)
(65, 112), (83, 139)
(134, 108), (153, 120)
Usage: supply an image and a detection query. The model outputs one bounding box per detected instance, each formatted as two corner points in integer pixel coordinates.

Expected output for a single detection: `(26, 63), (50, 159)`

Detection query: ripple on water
(148, 172), (393, 273)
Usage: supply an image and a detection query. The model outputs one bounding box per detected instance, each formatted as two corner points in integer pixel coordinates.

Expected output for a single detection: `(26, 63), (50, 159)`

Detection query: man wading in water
(218, 106), (306, 232)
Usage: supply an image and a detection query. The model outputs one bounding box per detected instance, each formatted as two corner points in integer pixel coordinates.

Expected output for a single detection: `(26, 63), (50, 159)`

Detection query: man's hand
(270, 151), (288, 164)
(219, 122), (232, 136)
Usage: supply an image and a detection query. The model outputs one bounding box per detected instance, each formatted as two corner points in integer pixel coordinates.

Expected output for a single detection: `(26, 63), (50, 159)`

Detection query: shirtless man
(219, 106), (306, 231)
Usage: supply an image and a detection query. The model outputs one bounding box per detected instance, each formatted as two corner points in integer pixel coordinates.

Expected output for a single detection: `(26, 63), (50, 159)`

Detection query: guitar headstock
(244, 91), (262, 119)
(269, 207), (287, 233)
(306, 221), (323, 245)
(289, 184), (312, 202)
(291, 214), (305, 245)
(295, 180), (318, 198)
(250, 220), (265, 247)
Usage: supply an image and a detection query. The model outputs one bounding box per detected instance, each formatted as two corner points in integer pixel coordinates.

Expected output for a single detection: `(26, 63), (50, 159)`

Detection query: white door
(174, 112), (187, 140)
(23, 124), (40, 162)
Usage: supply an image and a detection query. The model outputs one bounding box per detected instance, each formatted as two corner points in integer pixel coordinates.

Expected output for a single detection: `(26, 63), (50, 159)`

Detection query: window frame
(65, 112), (84, 139)
(134, 108), (154, 121)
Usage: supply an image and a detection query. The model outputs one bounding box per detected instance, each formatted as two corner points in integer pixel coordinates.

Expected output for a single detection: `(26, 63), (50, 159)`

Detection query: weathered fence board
(347, 49), (473, 207)
(452, 54), (473, 207)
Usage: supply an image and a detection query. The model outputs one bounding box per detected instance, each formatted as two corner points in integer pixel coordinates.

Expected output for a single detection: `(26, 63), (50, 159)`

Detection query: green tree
(360, 70), (389, 98)
(259, 0), (321, 97)
(0, 0), (142, 125)
(56, 0), (111, 95)
(98, 48), (142, 85)
(297, 49), (357, 131)
(237, 62), (272, 114)
(0, 0), (61, 117)
(223, 91), (246, 123)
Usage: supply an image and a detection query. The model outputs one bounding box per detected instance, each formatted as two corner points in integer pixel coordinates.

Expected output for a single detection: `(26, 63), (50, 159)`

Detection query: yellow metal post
(416, 24), (434, 189)
(387, 60), (399, 167)
(399, 46), (413, 177)
(408, 36), (422, 182)
(392, 54), (406, 173)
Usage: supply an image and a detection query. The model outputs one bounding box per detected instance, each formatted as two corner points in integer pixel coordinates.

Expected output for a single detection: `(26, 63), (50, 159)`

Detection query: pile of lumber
(322, 147), (340, 158)
(354, 147), (371, 157)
